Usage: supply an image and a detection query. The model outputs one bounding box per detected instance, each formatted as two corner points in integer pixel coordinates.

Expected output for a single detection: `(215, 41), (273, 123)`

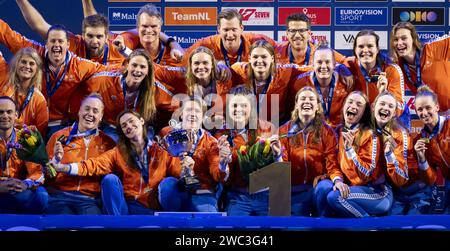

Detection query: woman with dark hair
(326, 91), (393, 217)
(345, 30), (405, 116)
(413, 86), (450, 213)
(371, 91), (433, 215)
(277, 86), (346, 216)
(390, 22), (450, 112)
(51, 110), (179, 215)
(84, 49), (162, 141)
(0, 47), (48, 136)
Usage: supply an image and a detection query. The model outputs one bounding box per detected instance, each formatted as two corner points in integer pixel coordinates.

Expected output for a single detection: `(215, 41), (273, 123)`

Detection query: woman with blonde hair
(371, 91), (433, 215)
(0, 47), (48, 136)
(153, 46), (233, 131)
(277, 86), (347, 216)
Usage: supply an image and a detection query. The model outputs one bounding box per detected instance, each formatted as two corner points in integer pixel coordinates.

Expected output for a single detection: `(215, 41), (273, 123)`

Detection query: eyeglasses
(287, 28), (309, 35)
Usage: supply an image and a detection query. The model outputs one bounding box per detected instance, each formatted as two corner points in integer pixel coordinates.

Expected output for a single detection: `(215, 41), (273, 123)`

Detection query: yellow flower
(25, 135), (37, 147)
(263, 142), (271, 156)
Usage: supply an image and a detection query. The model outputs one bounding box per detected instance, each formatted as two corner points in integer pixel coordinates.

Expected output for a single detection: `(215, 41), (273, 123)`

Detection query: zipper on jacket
(303, 132), (309, 184)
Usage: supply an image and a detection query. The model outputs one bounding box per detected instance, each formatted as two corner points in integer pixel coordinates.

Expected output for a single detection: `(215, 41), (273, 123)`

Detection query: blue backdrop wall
(0, 0), (448, 62)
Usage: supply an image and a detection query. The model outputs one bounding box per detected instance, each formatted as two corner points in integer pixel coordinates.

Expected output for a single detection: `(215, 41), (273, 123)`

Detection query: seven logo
(222, 7), (274, 26)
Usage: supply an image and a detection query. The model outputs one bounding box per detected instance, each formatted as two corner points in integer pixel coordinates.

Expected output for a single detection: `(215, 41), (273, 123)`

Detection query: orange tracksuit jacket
(83, 71), (174, 126)
(0, 55), (7, 87)
(0, 128), (44, 185)
(46, 126), (116, 197)
(0, 86), (48, 137)
(116, 31), (181, 67)
(337, 127), (383, 186)
(183, 33), (277, 66)
(416, 116), (450, 183)
(153, 65), (232, 111)
(421, 36), (450, 111)
(231, 63), (311, 122)
(68, 32), (126, 68)
(214, 120), (276, 190)
(289, 71), (349, 129)
(382, 127), (435, 188)
(159, 127), (228, 191)
(0, 19), (108, 122)
(279, 120), (343, 186)
(345, 57), (405, 113)
(73, 144), (180, 209)
(275, 41), (346, 66)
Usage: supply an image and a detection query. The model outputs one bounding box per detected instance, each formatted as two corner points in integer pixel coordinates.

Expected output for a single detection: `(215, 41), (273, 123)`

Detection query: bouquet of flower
(8, 125), (57, 178)
(236, 137), (274, 183)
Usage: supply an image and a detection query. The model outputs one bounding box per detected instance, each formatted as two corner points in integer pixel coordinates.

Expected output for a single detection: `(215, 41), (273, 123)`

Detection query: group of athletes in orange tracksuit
(0, 1), (448, 217)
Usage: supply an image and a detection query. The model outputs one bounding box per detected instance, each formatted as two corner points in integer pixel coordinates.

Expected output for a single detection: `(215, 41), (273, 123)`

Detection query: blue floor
(1, 214), (450, 231)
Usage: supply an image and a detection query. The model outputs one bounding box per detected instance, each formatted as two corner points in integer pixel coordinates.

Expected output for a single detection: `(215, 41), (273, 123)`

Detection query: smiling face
(393, 28), (416, 60)
(286, 20), (310, 51)
(295, 90), (319, 121)
(16, 55), (38, 82)
(355, 35), (379, 69)
(125, 55), (149, 89)
(78, 97), (104, 132)
(415, 95), (439, 128)
(228, 95), (251, 128)
(218, 17), (243, 52)
(343, 93), (367, 127)
(374, 94), (397, 127)
(138, 13), (161, 46)
(0, 99), (17, 131)
(83, 26), (108, 57)
(119, 112), (145, 140)
(45, 29), (69, 66)
(313, 49), (335, 82)
(181, 100), (203, 130)
(191, 52), (213, 83)
(249, 47), (273, 81)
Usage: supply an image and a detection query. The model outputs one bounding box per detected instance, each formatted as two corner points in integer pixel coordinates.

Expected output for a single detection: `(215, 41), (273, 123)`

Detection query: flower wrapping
(236, 137), (274, 183)
(8, 125), (57, 178)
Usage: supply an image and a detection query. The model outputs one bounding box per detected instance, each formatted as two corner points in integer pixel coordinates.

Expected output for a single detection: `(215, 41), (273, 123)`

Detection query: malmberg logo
(174, 36), (200, 44)
(112, 12), (137, 20)
(165, 7), (217, 26)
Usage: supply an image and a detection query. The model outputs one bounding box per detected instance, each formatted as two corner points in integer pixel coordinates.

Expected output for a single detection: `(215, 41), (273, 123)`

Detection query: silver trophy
(156, 120), (200, 191)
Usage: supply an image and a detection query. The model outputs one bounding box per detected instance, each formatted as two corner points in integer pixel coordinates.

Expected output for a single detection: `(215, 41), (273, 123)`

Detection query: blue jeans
(225, 190), (269, 216)
(314, 179), (335, 217)
(101, 174), (154, 215)
(389, 181), (432, 215)
(327, 183), (393, 218)
(45, 190), (102, 215)
(0, 186), (48, 214)
(158, 177), (218, 212)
